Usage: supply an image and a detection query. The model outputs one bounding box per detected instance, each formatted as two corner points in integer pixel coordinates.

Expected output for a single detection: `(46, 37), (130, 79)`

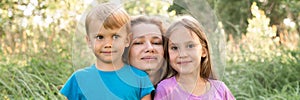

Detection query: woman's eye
(96, 35), (103, 40)
(133, 42), (143, 45)
(112, 35), (120, 39)
(153, 42), (162, 45)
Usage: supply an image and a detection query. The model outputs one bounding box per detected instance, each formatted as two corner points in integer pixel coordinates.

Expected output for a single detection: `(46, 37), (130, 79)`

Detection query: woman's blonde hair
(85, 3), (130, 35)
(164, 16), (217, 80)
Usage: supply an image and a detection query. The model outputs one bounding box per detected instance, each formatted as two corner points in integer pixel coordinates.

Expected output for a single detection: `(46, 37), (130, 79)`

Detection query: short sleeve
(154, 83), (168, 100)
(221, 82), (235, 100)
(60, 73), (81, 100)
(139, 71), (155, 99)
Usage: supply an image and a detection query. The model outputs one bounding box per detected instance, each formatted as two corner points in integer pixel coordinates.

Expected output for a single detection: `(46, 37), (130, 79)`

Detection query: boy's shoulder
(124, 64), (148, 77)
(72, 65), (96, 75)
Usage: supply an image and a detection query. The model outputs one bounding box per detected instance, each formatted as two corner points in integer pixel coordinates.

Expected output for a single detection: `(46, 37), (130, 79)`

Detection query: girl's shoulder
(208, 79), (230, 92)
(208, 79), (236, 99)
(157, 76), (177, 87)
(208, 79), (224, 85)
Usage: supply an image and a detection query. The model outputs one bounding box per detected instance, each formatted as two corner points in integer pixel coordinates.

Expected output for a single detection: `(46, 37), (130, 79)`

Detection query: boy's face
(86, 26), (130, 64)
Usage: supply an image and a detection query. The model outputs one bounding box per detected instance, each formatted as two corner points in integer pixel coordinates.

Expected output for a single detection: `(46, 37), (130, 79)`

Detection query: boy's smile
(100, 50), (117, 54)
(87, 26), (129, 66)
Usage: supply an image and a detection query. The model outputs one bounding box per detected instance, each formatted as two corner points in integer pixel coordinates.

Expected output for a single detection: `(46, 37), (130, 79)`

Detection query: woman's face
(129, 23), (164, 74)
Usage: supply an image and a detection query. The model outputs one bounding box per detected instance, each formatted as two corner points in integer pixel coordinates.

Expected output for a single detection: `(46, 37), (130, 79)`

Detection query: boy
(60, 3), (154, 100)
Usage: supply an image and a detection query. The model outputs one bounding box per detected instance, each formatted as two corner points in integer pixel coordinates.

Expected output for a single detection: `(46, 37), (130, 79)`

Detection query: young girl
(154, 16), (235, 100)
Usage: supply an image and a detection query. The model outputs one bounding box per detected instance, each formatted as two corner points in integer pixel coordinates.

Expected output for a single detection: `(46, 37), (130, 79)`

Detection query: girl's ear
(86, 35), (92, 48)
(125, 33), (132, 47)
(201, 47), (207, 57)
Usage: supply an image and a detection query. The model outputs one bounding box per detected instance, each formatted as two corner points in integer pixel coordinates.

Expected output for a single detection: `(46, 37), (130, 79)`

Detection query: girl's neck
(176, 73), (209, 96)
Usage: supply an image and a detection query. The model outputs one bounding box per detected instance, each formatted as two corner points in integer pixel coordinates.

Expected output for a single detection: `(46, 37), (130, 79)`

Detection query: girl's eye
(96, 35), (103, 40)
(170, 46), (178, 50)
(187, 44), (195, 48)
(112, 35), (120, 39)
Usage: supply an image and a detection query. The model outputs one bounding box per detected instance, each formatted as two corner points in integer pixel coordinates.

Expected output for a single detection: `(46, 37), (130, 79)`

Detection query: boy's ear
(86, 35), (92, 48)
(125, 33), (132, 47)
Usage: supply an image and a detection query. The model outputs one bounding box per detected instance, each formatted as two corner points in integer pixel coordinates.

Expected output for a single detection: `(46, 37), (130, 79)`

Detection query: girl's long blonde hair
(164, 16), (217, 80)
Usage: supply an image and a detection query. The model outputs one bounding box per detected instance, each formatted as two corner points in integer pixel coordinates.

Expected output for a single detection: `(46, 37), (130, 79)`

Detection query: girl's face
(168, 26), (206, 75)
(129, 23), (164, 74)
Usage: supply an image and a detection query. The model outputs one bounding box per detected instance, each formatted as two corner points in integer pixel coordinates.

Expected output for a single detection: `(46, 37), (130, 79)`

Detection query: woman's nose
(144, 41), (155, 53)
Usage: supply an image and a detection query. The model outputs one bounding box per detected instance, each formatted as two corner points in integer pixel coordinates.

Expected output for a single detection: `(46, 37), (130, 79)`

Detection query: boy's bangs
(103, 9), (130, 29)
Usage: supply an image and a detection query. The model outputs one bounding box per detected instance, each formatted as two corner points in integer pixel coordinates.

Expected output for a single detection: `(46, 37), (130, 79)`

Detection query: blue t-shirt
(60, 64), (154, 100)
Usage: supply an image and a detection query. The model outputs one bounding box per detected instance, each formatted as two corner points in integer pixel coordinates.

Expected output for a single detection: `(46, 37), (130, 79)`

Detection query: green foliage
(224, 49), (300, 99)
(224, 2), (300, 100)
(0, 54), (72, 99)
(0, 0), (299, 99)
(124, 0), (174, 16)
(168, 0), (300, 39)
(0, 0), (87, 99)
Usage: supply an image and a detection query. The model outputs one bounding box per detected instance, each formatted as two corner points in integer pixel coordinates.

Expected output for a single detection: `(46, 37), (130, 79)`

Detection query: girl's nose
(178, 50), (188, 58)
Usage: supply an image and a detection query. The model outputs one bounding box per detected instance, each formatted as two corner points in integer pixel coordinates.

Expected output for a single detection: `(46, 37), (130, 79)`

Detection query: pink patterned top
(154, 76), (235, 100)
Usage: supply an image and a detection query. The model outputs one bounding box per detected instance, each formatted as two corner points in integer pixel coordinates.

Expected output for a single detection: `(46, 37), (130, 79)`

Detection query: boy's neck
(95, 60), (124, 71)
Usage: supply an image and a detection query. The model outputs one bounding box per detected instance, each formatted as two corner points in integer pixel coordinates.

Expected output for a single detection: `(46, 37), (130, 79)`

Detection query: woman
(124, 16), (169, 86)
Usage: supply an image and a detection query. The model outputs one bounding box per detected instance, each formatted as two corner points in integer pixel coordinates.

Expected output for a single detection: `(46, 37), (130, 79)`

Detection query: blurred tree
(124, 0), (171, 15)
(168, 0), (300, 38)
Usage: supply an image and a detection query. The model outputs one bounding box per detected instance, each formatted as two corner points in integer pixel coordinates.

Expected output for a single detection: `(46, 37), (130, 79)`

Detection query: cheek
(129, 47), (140, 58)
(168, 51), (177, 62)
(154, 46), (164, 55)
(92, 42), (101, 49)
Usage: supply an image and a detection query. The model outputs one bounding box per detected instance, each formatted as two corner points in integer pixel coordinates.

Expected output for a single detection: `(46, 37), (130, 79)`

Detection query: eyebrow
(169, 41), (196, 45)
(135, 35), (162, 39)
(169, 42), (177, 45)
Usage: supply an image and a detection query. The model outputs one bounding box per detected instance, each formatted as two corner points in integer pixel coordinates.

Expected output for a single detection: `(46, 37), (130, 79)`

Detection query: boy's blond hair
(85, 3), (130, 35)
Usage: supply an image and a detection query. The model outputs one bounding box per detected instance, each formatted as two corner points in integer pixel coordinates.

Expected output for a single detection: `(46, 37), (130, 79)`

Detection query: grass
(0, 52), (72, 99)
(224, 49), (300, 100)
(0, 41), (299, 100)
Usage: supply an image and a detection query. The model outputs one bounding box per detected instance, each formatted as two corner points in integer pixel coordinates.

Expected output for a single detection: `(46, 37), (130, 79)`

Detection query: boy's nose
(104, 39), (113, 48)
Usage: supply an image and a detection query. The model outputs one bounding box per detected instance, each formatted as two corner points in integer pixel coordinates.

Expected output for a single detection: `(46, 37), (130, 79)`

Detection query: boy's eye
(96, 35), (103, 40)
(112, 35), (120, 39)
